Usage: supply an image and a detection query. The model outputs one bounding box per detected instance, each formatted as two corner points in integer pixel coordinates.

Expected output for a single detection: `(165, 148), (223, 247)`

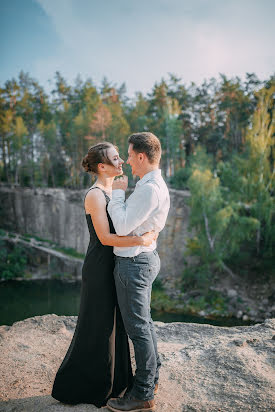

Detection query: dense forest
(0, 71), (274, 281)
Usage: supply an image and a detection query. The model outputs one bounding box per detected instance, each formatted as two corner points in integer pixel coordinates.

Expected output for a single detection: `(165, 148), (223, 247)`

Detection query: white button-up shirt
(107, 169), (170, 257)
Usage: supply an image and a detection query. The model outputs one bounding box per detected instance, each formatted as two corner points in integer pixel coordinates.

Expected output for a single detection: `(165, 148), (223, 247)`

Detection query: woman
(51, 142), (156, 408)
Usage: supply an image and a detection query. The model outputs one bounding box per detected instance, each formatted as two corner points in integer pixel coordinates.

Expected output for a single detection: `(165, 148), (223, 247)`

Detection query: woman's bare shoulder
(85, 188), (106, 212)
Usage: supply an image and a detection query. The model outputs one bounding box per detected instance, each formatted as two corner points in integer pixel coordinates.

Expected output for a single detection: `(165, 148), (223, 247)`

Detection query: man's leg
(148, 307), (161, 386)
(114, 251), (160, 401)
(149, 250), (162, 386)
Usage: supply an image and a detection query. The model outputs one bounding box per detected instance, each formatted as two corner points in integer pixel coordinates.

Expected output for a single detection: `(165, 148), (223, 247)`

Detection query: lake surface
(0, 279), (255, 327)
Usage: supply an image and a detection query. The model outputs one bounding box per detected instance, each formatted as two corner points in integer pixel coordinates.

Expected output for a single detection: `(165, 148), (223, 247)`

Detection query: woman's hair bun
(82, 155), (92, 172)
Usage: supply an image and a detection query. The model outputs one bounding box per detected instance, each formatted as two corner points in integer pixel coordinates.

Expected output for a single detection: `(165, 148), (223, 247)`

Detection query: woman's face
(104, 146), (124, 176)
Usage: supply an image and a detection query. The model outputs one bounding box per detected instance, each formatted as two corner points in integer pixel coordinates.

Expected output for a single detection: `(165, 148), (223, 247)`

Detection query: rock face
(0, 186), (192, 280)
(0, 315), (274, 412)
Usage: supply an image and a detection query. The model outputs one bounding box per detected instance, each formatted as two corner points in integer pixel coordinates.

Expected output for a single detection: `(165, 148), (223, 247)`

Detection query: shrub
(169, 167), (191, 189)
(0, 240), (27, 280)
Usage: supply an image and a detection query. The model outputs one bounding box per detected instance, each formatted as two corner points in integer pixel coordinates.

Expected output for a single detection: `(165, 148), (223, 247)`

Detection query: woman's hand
(140, 230), (159, 246)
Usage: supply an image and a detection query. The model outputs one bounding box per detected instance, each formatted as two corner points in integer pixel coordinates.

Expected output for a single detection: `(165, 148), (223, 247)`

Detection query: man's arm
(107, 184), (158, 236)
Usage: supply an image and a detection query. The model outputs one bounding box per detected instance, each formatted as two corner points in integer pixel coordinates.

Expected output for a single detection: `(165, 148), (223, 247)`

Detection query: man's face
(126, 143), (140, 176)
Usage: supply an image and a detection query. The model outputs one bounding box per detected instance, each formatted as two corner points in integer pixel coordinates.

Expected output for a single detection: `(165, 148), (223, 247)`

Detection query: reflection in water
(0, 279), (254, 327)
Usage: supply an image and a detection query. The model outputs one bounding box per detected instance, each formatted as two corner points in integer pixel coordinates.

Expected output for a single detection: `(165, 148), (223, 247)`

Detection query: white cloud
(33, 0), (275, 95)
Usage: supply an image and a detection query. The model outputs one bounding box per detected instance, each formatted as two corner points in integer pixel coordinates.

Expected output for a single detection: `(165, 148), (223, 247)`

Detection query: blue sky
(1, 0), (274, 95)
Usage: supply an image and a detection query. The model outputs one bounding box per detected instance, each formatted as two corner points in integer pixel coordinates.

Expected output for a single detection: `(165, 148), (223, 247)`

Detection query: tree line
(0, 71), (274, 277)
(0, 71), (271, 186)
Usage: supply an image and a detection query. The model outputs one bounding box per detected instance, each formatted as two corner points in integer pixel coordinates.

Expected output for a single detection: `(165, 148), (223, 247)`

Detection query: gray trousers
(114, 250), (161, 401)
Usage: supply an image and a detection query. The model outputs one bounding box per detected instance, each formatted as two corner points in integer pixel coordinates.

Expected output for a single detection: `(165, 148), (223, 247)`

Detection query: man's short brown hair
(128, 132), (161, 164)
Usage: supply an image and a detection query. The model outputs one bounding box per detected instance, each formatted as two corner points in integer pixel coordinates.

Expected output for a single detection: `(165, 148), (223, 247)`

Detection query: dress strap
(84, 186), (110, 207)
(94, 186), (111, 203)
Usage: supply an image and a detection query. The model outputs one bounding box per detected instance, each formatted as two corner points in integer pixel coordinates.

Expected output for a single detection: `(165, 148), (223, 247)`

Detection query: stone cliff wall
(0, 186), (192, 279)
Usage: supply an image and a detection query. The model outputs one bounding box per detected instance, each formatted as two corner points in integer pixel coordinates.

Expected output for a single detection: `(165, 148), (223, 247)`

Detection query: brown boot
(107, 396), (155, 412)
(154, 383), (158, 395)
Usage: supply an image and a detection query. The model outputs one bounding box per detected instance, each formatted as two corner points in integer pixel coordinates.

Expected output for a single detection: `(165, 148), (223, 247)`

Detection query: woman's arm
(85, 189), (156, 247)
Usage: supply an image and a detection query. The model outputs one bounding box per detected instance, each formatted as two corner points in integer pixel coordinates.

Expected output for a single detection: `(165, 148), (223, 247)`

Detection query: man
(107, 132), (170, 412)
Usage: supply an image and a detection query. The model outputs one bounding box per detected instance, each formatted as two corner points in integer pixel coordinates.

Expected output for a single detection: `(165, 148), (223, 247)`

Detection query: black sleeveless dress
(51, 187), (133, 407)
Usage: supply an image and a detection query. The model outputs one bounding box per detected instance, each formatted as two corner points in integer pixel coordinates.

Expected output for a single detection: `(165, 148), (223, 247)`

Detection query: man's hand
(140, 230), (159, 246)
(112, 175), (128, 191)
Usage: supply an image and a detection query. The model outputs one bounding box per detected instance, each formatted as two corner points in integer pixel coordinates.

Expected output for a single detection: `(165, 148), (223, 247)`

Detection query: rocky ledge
(0, 315), (274, 412)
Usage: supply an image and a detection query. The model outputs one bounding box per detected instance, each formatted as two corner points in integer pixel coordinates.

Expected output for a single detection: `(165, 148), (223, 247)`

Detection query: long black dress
(51, 187), (133, 407)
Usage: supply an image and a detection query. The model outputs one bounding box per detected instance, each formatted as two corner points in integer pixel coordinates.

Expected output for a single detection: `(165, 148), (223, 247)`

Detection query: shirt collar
(136, 169), (162, 187)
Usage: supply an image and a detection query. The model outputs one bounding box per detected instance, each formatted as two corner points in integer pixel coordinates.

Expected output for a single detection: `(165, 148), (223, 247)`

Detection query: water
(0, 279), (255, 327)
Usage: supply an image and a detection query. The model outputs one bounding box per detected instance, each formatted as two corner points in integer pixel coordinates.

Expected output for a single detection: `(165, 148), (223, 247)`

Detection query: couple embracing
(51, 132), (170, 412)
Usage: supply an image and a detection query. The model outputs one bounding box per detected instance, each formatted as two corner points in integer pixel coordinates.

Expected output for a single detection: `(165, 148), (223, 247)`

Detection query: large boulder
(0, 315), (274, 411)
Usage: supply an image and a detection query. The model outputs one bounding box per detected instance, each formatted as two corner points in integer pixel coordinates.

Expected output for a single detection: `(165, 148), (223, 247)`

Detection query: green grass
(22, 233), (55, 245)
(23, 272), (33, 279)
(152, 277), (164, 291)
(52, 272), (74, 280)
(151, 289), (177, 312)
(21, 236), (31, 242)
(54, 246), (85, 259)
(21, 233), (84, 258)
(3, 230), (85, 260)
